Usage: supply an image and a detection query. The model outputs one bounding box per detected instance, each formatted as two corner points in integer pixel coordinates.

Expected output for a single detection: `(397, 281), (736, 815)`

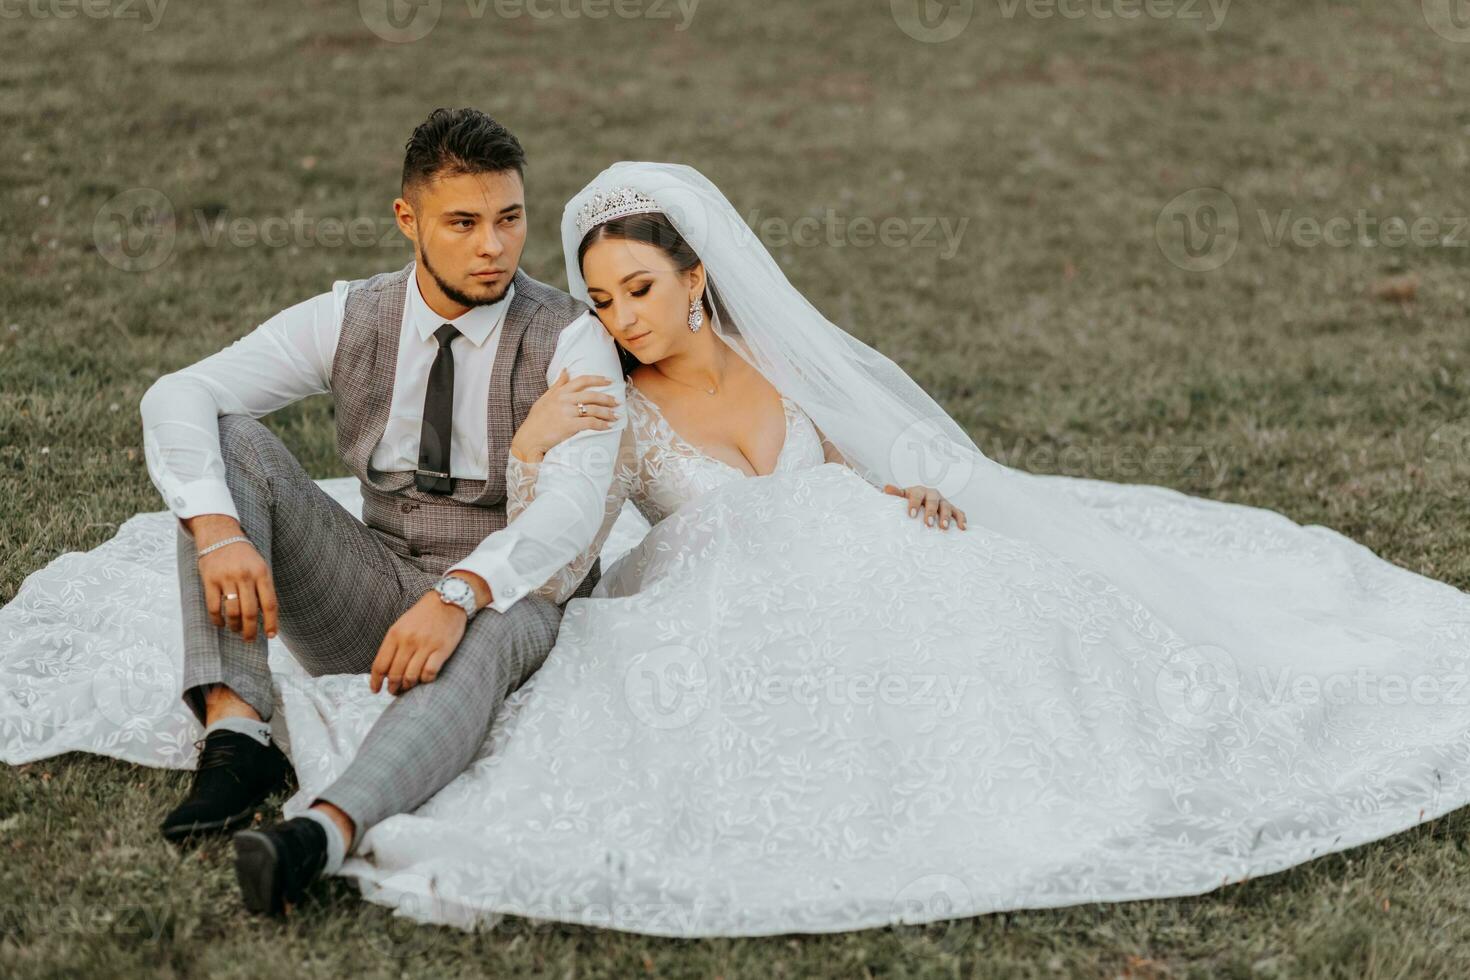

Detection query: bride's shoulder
(624, 367), (667, 412)
(626, 364), (658, 394)
(622, 368), (662, 429)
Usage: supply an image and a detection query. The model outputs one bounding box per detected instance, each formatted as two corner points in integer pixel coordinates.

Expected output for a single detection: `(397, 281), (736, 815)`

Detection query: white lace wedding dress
(4, 384), (1470, 937)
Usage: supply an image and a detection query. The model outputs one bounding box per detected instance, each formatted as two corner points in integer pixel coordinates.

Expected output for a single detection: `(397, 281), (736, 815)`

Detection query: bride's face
(582, 238), (703, 364)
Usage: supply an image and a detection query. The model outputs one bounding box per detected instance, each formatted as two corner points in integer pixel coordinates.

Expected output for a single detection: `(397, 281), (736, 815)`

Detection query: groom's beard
(418, 244), (513, 308)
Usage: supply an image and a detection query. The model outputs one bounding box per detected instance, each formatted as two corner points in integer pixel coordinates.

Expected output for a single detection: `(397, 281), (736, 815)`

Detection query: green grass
(4, 0), (1470, 976)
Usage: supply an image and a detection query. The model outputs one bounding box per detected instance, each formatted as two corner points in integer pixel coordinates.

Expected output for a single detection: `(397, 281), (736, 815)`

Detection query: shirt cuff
(164, 479), (241, 523)
(446, 551), (524, 615)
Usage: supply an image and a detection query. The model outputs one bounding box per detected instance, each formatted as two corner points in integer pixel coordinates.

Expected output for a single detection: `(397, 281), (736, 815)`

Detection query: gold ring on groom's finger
(225, 593), (239, 601)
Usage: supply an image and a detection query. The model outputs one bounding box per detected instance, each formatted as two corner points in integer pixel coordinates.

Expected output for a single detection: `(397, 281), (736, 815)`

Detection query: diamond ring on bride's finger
(576, 402), (587, 416)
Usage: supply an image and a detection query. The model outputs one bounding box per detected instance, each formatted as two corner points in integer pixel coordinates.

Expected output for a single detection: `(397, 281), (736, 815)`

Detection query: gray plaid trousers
(176, 414), (564, 850)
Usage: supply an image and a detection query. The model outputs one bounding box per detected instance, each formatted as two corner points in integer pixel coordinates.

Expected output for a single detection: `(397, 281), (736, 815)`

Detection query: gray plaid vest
(330, 261), (601, 601)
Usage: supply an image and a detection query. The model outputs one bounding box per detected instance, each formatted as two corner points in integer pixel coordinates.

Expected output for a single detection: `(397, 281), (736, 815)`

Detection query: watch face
(439, 578), (471, 605)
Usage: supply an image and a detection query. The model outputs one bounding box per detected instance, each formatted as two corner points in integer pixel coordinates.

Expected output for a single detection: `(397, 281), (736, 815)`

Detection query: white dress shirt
(139, 261), (626, 614)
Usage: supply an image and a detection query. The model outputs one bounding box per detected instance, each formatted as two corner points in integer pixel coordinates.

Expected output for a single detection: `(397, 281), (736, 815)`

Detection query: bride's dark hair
(578, 212), (717, 378)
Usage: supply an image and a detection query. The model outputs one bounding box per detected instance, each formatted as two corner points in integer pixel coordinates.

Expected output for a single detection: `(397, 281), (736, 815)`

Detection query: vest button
(400, 502), (412, 514)
(408, 546), (421, 557)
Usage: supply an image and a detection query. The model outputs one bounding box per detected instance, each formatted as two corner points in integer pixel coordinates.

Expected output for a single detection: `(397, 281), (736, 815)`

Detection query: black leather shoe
(159, 729), (293, 845)
(233, 816), (329, 916)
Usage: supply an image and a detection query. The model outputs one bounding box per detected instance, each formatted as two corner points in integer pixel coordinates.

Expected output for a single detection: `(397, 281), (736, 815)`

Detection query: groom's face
(396, 169), (527, 309)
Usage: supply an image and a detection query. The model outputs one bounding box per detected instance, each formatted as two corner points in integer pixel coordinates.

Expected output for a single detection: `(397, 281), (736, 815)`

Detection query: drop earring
(688, 296), (704, 332)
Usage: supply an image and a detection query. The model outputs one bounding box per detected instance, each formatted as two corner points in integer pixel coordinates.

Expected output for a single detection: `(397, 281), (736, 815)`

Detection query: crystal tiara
(574, 186), (664, 238)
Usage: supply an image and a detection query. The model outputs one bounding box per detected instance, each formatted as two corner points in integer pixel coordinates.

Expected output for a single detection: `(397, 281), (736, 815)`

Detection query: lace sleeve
(623, 439), (663, 528)
(504, 451), (540, 524)
(506, 444), (631, 604)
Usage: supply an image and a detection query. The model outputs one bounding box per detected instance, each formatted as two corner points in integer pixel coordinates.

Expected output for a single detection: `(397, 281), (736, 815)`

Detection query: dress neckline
(628, 384), (794, 479)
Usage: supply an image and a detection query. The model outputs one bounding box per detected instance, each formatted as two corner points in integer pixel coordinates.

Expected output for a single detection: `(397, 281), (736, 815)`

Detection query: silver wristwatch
(433, 575), (479, 621)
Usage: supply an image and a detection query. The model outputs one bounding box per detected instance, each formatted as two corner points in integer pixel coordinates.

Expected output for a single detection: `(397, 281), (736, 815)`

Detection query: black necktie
(415, 323), (460, 494)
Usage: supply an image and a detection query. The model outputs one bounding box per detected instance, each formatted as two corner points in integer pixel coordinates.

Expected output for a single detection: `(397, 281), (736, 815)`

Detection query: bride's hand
(510, 368), (619, 464)
(882, 484), (967, 532)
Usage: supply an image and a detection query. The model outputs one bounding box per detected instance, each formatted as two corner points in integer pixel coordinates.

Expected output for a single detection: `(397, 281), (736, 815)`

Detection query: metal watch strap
(436, 576), (479, 620)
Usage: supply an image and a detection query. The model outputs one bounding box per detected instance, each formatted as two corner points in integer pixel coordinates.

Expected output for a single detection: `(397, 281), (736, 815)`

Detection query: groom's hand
(187, 513), (280, 642)
(370, 572), (489, 695)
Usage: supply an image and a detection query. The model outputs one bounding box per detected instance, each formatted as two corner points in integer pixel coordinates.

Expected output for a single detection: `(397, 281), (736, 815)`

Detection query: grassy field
(4, 0), (1470, 976)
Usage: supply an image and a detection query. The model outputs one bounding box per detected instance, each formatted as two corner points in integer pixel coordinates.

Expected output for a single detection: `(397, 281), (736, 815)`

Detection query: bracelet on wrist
(197, 535), (250, 560)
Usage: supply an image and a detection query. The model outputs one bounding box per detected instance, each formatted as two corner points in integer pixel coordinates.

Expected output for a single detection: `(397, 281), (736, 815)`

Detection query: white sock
(204, 715), (272, 747)
(301, 808), (347, 874)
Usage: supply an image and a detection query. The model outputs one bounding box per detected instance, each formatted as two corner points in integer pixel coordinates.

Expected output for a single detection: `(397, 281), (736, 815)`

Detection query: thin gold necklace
(658, 356), (724, 396)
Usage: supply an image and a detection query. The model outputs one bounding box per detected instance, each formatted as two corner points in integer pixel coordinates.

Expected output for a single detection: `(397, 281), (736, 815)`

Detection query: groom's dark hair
(401, 108), (526, 203)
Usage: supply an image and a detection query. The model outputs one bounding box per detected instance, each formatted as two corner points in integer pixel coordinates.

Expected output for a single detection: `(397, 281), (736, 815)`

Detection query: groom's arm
(446, 311), (625, 613)
(138, 285), (346, 527)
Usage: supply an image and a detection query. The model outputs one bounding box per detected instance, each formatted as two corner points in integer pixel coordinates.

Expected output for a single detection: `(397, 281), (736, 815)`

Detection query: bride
(5, 161), (1470, 938)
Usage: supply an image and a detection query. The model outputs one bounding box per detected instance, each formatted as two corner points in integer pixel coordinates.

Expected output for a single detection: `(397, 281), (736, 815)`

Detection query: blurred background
(3, 1), (1470, 975)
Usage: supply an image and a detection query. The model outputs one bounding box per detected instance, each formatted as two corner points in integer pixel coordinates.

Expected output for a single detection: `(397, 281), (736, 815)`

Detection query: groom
(139, 108), (625, 914)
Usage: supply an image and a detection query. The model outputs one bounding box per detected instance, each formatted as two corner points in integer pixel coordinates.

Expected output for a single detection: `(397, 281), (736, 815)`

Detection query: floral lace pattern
(620, 384), (829, 523)
(505, 447), (642, 606)
(504, 383), (831, 599)
(4, 393), (1470, 937)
